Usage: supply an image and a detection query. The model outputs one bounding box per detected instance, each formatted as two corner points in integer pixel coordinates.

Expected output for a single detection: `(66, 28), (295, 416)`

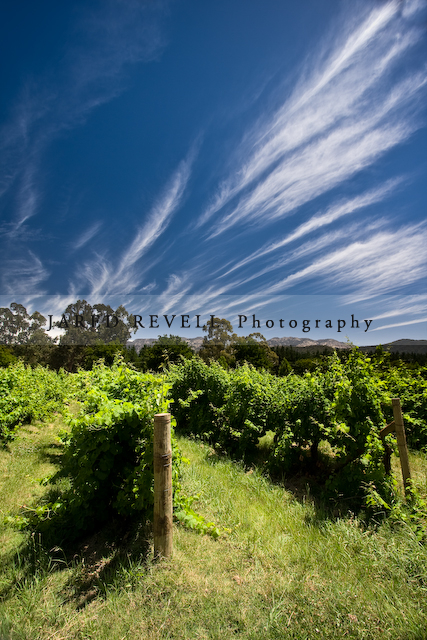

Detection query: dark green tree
(141, 335), (194, 372)
(58, 300), (136, 345)
(232, 333), (278, 372)
(199, 317), (238, 366)
(277, 357), (292, 376)
(202, 317), (237, 344)
(292, 358), (319, 375)
(0, 303), (52, 345)
(84, 343), (127, 369)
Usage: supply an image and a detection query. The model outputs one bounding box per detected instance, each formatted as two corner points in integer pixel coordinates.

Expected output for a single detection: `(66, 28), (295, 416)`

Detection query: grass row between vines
(0, 412), (426, 640)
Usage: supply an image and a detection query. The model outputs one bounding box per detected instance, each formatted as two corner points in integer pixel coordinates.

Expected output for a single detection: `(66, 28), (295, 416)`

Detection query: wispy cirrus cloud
(0, 251), (49, 296)
(0, 1), (167, 229)
(344, 293), (427, 334)
(221, 179), (402, 277)
(71, 221), (103, 252)
(368, 295), (427, 321)
(74, 152), (194, 296)
(13, 164), (40, 232)
(199, 0), (425, 237)
(99, 1), (426, 318)
(2, 0), (425, 344)
(116, 155), (193, 278)
(225, 218), (389, 291)
(260, 223), (427, 297)
(0, 0), (169, 295)
(370, 317), (427, 331)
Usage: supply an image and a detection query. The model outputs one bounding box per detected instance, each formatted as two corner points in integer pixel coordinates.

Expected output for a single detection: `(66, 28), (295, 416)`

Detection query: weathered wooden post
(392, 398), (411, 493)
(153, 413), (173, 558)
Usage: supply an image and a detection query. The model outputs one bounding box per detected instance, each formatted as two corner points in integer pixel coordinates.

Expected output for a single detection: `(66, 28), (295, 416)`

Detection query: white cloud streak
(402, 0), (427, 19)
(0, 1), (167, 230)
(1, 252), (49, 296)
(199, 1), (425, 237)
(260, 223), (427, 297)
(367, 295), (427, 321)
(371, 317), (427, 331)
(222, 180), (402, 277)
(0, 1), (168, 296)
(229, 219), (388, 290)
(117, 157), (193, 277)
(71, 222), (103, 252)
(75, 153), (194, 296)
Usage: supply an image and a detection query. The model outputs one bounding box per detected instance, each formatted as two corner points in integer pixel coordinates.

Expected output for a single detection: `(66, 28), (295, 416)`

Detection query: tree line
(1, 301), (425, 372)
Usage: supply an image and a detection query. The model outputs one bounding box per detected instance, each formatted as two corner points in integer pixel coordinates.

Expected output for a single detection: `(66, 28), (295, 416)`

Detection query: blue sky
(0, 0), (426, 345)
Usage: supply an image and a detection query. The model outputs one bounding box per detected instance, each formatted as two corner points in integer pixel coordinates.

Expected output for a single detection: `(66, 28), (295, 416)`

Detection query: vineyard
(0, 350), (426, 639)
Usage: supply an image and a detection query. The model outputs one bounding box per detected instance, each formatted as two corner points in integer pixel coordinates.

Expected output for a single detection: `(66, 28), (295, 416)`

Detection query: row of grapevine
(0, 362), (70, 441)
(382, 364), (427, 449)
(21, 359), (186, 541)
(3, 351), (425, 539)
(168, 350), (426, 507)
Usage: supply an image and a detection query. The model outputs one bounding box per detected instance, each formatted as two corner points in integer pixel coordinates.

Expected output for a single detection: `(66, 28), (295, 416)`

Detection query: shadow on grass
(35, 440), (64, 466)
(59, 517), (152, 609)
(0, 516), (152, 610)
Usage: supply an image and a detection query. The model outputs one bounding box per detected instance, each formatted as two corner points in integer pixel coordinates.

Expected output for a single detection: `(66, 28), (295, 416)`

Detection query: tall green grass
(0, 421), (426, 639)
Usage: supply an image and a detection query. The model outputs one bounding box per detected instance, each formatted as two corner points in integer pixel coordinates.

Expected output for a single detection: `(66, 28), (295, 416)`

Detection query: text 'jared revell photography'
(46, 313), (373, 333)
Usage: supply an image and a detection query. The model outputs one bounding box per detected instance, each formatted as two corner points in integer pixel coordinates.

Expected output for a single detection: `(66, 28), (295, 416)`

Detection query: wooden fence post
(153, 413), (173, 558)
(391, 398), (411, 494)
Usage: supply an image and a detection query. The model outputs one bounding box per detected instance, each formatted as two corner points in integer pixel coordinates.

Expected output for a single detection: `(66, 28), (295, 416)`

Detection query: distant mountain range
(126, 337), (427, 354)
(266, 337), (350, 349)
(359, 339), (427, 355)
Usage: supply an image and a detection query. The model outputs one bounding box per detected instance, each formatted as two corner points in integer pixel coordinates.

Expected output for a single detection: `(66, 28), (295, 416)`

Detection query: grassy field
(0, 418), (427, 640)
